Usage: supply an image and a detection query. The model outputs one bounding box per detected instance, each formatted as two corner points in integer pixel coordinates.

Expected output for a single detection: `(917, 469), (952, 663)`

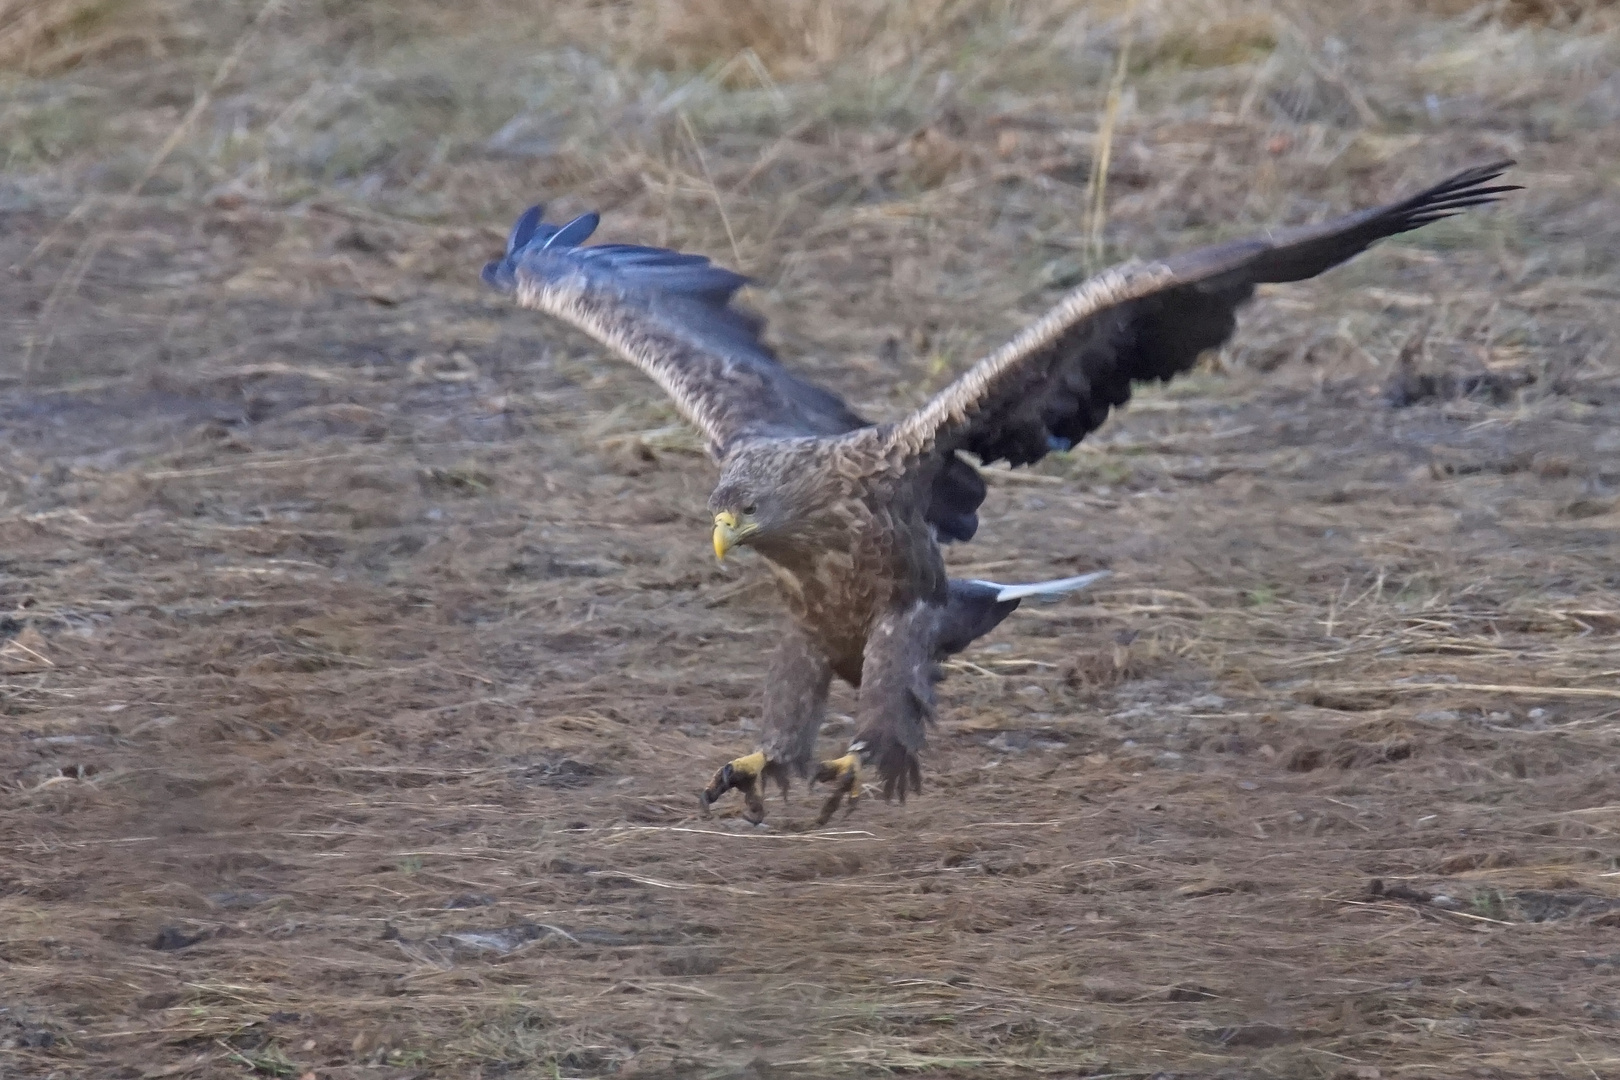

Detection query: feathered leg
(815, 601), (940, 824)
(700, 623), (831, 823)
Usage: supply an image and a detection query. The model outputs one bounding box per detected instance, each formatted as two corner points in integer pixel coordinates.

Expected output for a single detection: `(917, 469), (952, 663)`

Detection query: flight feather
(483, 209), (865, 457)
(884, 160), (1519, 467)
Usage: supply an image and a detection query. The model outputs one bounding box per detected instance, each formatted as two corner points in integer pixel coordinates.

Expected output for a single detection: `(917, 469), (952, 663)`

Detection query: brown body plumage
(483, 161), (1518, 822)
(718, 431), (937, 682)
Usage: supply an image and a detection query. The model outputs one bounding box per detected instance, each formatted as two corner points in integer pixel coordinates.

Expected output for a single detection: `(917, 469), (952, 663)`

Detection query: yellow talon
(700, 751), (772, 822)
(817, 753), (859, 789)
(729, 751), (767, 778)
(813, 752), (862, 826)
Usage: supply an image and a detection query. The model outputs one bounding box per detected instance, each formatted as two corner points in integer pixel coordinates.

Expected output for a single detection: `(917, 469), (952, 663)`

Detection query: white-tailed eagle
(483, 161), (1516, 824)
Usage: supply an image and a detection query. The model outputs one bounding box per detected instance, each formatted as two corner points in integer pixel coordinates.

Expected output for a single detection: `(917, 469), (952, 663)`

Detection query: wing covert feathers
(884, 160), (1517, 467)
(484, 208), (865, 457)
(885, 262), (1179, 461)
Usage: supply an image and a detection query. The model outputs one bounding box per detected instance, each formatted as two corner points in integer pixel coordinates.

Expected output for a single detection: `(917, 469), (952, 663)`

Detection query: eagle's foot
(699, 751), (787, 823)
(812, 751), (862, 826)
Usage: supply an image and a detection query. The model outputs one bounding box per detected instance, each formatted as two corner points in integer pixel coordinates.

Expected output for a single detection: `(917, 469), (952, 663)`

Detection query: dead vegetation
(2, 0), (1619, 1077)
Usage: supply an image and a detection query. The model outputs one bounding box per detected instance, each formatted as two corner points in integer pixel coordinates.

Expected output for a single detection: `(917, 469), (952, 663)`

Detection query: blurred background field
(2, 1), (1619, 1078)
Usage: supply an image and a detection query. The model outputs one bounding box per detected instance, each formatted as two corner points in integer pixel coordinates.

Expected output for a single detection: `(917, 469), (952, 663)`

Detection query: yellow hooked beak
(712, 511), (756, 561)
(713, 512), (738, 561)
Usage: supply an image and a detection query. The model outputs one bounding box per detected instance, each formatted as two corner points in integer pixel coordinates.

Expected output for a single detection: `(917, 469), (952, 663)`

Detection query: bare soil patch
(2, 2), (1618, 1076)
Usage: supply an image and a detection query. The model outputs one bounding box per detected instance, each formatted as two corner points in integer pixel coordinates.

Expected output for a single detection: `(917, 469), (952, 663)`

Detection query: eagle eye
(743, 503), (758, 516)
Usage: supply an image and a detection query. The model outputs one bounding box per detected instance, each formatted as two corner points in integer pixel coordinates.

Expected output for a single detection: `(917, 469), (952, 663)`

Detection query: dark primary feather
(902, 160), (1518, 469)
(483, 206), (989, 540)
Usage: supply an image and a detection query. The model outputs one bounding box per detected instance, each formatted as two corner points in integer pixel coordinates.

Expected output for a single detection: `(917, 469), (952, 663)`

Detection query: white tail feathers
(969, 570), (1111, 603)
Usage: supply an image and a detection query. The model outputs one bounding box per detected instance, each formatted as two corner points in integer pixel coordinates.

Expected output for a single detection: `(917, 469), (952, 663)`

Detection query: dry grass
(0, 0), (110, 72)
(0, 0), (182, 74)
(2, 0), (1619, 1077)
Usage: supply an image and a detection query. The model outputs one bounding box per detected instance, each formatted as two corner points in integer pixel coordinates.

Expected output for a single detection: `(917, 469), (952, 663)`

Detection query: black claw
(814, 792), (843, 827)
(813, 767), (859, 827)
(702, 762), (740, 803)
(702, 761), (755, 816)
(701, 758), (777, 823)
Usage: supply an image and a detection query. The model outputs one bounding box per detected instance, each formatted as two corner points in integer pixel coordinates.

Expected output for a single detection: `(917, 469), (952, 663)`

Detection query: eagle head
(707, 446), (811, 561)
(707, 480), (769, 561)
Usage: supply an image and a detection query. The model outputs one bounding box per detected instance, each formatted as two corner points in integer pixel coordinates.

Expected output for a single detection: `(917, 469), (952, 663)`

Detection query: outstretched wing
(483, 208), (865, 458)
(885, 161), (1518, 467)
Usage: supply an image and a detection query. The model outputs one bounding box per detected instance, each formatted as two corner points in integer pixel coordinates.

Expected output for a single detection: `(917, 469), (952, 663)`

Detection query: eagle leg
(812, 751), (861, 826)
(849, 602), (939, 804)
(699, 625), (833, 822)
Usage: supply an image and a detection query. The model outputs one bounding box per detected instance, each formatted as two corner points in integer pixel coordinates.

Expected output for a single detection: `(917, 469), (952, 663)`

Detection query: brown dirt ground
(3, 2), (1619, 1077)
